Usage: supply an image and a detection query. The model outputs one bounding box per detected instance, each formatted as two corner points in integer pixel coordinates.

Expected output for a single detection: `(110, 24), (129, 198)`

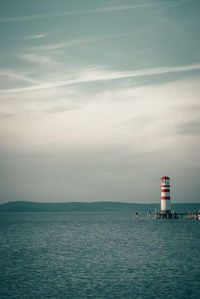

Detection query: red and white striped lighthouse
(161, 176), (171, 213)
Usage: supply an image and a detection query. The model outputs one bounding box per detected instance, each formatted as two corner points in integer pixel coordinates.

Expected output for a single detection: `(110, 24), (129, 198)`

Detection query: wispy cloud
(0, 70), (39, 85)
(24, 33), (50, 40)
(1, 64), (200, 94)
(30, 31), (146, 52)
(138, 44), (162, 55)
(154, 0), (190, 14)
(0, 3), (163, 23)
(17, 53), (54, 65)
(0, 33), (50, 43)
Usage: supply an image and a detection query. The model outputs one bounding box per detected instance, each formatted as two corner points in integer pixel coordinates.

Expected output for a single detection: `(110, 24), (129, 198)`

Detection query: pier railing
(154, 210), (200, 219)
(134, 210), (200, 220)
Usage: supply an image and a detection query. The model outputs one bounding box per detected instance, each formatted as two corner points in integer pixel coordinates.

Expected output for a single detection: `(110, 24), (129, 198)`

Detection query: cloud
(0, 70), (39, 85)
(154, 0), (190, 14)
(0, 75), (199, 203)
(1, 63), (200, 94)
(0, 75), (199, 152)
(177, 120), (200, 135)
(31, 31), (145, 52)
(17, 53), (54, 65)
(0, 112), (14, 119)
(0, 3), (162, 23)
(24, 33), (50, 40)
(138, 44), (162, 55)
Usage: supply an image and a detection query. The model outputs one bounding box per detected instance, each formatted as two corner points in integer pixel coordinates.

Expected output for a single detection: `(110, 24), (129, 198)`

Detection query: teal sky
(0, 0), (200, 203)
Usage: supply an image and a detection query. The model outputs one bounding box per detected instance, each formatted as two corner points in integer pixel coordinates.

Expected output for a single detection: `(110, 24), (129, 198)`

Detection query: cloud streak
(0, 70), (39, 85)
(17, 53), (54, 65)
(1, 63), (200, 94)
(31, 31), (146, 52)
(154, 0), (190, 14)
(0, 3), (163, 22)
(24, 33), (50, 40)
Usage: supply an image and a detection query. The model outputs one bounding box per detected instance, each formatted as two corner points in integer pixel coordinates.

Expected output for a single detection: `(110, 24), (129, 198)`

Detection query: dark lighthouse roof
(161, 176), (170, 180)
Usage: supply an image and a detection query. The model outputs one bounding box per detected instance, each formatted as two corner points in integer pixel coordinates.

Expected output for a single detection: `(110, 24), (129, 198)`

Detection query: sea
(0, 210), (199, 298)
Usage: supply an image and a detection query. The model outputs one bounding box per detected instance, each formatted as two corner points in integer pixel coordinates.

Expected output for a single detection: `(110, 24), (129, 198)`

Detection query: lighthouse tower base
(160, 210), (171, 215)
(155, 210), (178, 219)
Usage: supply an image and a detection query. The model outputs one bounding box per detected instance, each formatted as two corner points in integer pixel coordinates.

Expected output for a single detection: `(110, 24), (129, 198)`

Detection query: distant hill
(0, 201), (199, 212)
(0, 201), (147, 212)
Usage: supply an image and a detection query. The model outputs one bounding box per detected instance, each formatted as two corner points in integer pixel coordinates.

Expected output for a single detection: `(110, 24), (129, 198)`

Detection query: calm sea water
(0, 212), (199, 298)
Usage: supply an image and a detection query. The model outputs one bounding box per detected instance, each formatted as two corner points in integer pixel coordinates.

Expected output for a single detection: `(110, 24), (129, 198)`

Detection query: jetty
(154, 210), (200, 219)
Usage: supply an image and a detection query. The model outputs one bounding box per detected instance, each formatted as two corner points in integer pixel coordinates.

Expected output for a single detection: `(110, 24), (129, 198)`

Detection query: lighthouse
(161, 176), (171, 213)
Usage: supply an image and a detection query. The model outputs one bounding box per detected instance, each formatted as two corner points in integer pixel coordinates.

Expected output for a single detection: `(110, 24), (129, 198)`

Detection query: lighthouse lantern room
(161, 176), (171, 213)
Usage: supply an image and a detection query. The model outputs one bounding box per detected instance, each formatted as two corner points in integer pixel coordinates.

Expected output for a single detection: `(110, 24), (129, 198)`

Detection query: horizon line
(0, 201), (199, 205)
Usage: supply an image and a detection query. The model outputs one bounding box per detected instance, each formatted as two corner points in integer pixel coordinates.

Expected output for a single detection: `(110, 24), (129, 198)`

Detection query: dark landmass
(0, 201), (153, 212)
(0, 201), (199, 212)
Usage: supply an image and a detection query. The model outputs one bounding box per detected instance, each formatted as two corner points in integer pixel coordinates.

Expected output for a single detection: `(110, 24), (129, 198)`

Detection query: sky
(0, 0), (200, 204)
